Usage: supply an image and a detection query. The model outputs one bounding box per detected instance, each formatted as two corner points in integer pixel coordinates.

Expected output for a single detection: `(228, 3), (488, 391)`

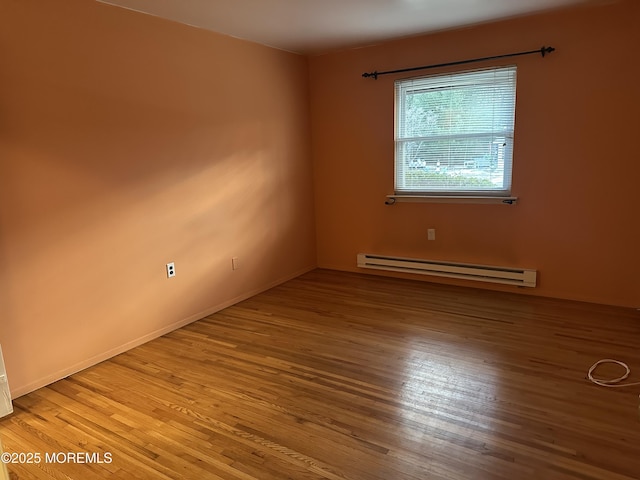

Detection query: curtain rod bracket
(541, 46), (555, 57)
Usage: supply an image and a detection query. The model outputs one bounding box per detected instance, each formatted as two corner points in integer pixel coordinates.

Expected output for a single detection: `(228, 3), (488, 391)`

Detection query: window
(394, 65), (517, 199)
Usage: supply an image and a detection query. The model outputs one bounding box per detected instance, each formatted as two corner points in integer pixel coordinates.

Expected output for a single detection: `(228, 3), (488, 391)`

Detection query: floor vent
(357, 253), (537, 287)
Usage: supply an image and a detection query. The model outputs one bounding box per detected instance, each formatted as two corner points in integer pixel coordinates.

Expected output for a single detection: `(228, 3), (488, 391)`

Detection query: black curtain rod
(362, 46), (555, 79)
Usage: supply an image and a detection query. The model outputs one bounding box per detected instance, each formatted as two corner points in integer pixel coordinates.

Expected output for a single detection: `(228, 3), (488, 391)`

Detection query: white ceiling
(96, 0), (601, 54)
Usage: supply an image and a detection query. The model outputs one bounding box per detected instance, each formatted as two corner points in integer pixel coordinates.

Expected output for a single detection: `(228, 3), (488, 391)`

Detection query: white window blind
(395, 65), (517, 196)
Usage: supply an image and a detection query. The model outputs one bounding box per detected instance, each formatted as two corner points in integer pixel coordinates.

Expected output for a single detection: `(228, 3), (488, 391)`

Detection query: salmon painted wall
(309, 0), (640, 308)
(0, 0), (316, 396)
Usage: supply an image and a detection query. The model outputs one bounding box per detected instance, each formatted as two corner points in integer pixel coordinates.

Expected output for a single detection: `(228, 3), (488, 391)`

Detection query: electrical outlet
(232, 257), (240, 270)
(166, 262), (175, 278)
(428, 229), (436, 241)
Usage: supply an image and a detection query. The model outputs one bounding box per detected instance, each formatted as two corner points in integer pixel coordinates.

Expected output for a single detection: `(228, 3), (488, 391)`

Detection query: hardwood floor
(2, 269), (640, 479)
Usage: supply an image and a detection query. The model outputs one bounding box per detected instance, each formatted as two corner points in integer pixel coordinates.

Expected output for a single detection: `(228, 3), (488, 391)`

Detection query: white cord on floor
(587, 359), (640, 388)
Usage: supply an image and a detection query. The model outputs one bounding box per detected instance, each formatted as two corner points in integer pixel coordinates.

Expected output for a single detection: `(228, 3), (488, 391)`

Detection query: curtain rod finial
(362, 71), (379, 80)
(541, 46), (555, 57)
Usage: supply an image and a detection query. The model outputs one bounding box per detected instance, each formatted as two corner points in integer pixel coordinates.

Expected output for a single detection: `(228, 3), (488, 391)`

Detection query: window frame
(393, 65), (518, 203)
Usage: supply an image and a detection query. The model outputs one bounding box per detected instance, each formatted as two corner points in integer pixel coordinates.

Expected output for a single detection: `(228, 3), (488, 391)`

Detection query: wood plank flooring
(1, 269), (640, 479)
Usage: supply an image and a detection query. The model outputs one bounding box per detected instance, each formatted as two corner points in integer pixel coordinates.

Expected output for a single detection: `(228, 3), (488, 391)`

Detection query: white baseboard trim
(11, 265), (316, 398)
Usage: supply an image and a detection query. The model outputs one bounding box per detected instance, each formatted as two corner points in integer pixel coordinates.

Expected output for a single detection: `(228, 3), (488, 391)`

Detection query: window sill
(386, 195), (518, 205)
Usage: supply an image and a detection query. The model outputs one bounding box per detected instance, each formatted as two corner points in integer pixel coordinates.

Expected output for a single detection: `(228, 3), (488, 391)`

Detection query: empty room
(1, 0), (639, 478)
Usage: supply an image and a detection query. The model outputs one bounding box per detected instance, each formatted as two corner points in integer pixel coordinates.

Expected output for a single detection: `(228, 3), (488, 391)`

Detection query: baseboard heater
(357, 253), (537, 287)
